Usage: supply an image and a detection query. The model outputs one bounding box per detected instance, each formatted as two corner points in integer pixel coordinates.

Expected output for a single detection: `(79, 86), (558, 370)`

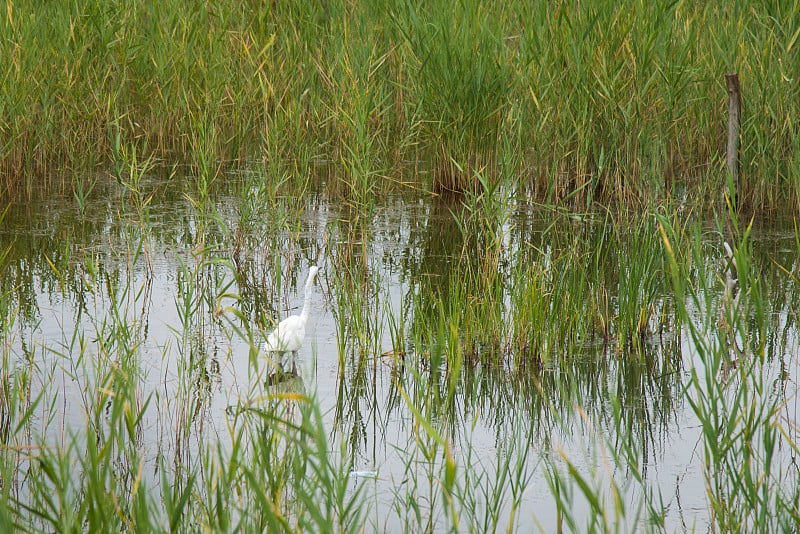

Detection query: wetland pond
(1, 172), (798, 532)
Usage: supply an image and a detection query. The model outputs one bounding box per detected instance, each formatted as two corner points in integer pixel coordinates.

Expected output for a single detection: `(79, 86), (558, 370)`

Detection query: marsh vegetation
(3, 0), (799, 210)
(1, 0), (799, 532)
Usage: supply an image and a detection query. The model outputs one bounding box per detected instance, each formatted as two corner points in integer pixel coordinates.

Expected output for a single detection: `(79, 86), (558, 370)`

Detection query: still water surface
(1, 175), (798, 531)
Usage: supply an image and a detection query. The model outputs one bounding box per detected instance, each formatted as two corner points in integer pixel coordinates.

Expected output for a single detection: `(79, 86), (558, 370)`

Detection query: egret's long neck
(299, 273), (316, 321)
(300, 291), (312, 321)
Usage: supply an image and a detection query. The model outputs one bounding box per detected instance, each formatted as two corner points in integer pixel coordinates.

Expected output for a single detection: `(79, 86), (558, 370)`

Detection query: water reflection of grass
(0, 176), (799, 529)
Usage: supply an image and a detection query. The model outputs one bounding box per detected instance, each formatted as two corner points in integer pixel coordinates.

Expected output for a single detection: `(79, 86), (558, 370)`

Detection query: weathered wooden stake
(724, 72), (741, 210)
(721, 74), (743, 367)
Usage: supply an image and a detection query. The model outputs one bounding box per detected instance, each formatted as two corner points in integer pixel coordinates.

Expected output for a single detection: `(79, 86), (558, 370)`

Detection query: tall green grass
(2, 0), (799, 211)
(655, 212), (800, 531)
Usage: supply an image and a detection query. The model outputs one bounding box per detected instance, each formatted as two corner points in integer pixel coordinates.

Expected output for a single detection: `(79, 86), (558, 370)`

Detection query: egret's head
(308, 265), (320, 282)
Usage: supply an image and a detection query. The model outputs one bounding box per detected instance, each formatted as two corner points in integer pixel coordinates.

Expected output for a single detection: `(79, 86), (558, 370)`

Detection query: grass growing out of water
(1, 174), (800, 531)
(3, 0), (800, 211)
(655, 215), (800, 531)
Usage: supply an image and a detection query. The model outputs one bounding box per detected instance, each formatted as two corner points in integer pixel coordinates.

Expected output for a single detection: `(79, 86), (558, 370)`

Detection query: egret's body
(265, 314), (307, 354)
(263, 266), (319, 371)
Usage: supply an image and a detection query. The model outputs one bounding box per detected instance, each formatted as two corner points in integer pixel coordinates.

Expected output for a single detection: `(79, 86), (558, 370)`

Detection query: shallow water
(1, 174), (798, 531)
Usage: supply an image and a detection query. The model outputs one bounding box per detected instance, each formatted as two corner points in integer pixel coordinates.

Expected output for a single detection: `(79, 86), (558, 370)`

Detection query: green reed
(656, 212), (800, 531)
(2, 184), (799, 532)
(3, 0), (798, 211)
(389, 0), (512, 192)
(7, 229), (157, 531)
(615, 215), (665, 348)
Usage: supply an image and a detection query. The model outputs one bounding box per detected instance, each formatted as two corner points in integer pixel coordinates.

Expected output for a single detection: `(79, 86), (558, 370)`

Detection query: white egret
(263, 266), (320, 372)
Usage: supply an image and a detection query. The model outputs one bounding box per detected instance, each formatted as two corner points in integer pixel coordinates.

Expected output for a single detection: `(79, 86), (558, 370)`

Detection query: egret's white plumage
(263, 266), (319, 367)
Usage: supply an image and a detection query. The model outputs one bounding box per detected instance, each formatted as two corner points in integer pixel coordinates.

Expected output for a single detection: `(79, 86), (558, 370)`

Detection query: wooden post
(721, 74), (743, 368)
(724, 73), (741, 210)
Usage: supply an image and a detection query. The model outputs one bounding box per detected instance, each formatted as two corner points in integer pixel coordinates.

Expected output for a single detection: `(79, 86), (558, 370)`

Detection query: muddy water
(1, 175), (798, 531)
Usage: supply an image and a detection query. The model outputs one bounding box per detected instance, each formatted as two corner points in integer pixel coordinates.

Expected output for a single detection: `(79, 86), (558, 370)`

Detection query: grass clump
(390, 1), (513, 193)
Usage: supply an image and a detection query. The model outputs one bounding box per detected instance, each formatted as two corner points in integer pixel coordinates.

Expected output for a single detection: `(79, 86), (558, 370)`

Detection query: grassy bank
(1, 0), (799, 210)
